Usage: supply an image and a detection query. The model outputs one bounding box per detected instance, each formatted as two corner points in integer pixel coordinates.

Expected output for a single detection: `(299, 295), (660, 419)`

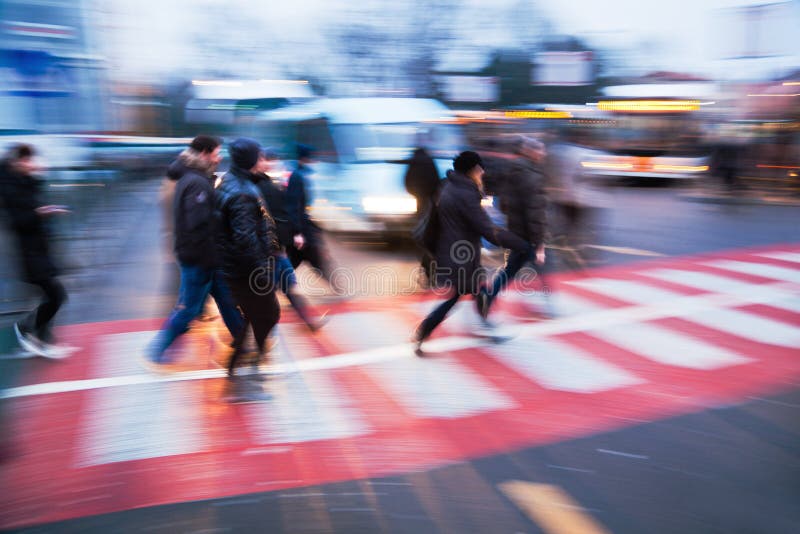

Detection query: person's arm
(464, 192), (529, 253)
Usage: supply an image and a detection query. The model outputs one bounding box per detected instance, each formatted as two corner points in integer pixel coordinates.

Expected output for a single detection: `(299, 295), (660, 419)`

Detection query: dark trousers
(228, 279), (280, 373)
(288, 237), (333, 283)
(21, 277), (67, 342)
(417, 289), (484, 342)
(486, 246), (549, 311)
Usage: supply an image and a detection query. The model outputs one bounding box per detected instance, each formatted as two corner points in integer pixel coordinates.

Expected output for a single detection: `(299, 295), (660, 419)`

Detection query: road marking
(588, 322), (752, 369)
(1, 281), (795, 400)
(585, 244), (666, 257)
(596, 448), (650, 460)
(681, 307), (800, 348)
(76, 381), (208, 467)
(244, 370), (369, 444)
(641, 268), (782, 297)
(364, 357), (515, 418)
(704, 259), (800, 284)
(487, 337), (642, 393)
(498, 481), (611, 534)
(756, 251), (800, 264)
(566, 278), (682, 305)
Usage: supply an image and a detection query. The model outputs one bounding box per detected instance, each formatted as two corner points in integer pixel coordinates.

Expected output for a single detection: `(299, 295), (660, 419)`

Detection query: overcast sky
(103, 0), (798, 81)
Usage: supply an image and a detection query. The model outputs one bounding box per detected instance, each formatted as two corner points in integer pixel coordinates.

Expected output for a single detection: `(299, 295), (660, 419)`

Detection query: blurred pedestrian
(412, 151), (529, 355)
(216, 138), (281, 379)
(404, 142), (441, 286)
(483, 136), (550, 318)
(0, 144), (72, 358)
(254, 149), (326, 332)
(146, 136), (245, 369)
(286, 144), (335, 287)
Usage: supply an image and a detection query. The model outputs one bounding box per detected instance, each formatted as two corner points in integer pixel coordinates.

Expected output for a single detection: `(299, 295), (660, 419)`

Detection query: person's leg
(150, 264), (213, 362)
(275, 255), (319, 330)
(416, 293), (461, 342)
(227, 281), (280, 375)
(20, 277), (68, 344)
(485, 249), (529, 315)
(209, 270), (245, 340)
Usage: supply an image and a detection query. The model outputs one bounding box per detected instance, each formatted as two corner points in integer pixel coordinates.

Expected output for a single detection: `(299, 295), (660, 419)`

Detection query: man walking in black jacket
(413, 151), (529, 355)
(0, 144), (71, 358)
(147, 136), (244, 367)
(216, 138), (282, 378)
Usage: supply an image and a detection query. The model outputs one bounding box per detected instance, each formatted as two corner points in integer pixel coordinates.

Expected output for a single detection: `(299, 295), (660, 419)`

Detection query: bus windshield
(331, 123), (463, 163)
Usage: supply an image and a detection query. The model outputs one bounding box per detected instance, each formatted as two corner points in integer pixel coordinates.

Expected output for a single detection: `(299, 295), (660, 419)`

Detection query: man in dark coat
(216, 138), (282, 378)
(413, 151), (529, 354)
(147, 136), (244, 368)
(0, 144), (70, 357)
(254, 149), (325, 332)
(285, 144), (334, 285)
(484, 136), (548, 315)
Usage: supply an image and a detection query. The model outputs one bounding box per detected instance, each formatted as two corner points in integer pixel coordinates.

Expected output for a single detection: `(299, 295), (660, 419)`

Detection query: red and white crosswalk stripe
(1, 245), (798, 529)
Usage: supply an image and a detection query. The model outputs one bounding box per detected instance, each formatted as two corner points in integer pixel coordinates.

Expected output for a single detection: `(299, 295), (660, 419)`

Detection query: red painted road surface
(1, 244), (798, 529)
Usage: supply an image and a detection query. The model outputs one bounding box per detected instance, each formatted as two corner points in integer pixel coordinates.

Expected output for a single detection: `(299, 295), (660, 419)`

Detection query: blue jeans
(486, 246), (549, 312)
(150, 264), (244, 362)
(274, 255), (297, 294)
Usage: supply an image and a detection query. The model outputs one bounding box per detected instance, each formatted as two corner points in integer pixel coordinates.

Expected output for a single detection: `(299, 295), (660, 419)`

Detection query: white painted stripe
(589, 322), (752, 369)
(642, 268), (784, 297)
(3, 281), (795, 400)
(505, 290), (601, 317)
(76, 382), (207, 467)
(363, 357), (515, 418)
(705, 260), (800, 284)
(680, 308), (800, 348)
(325, 311), (413, 351)
(765, 296), (800, 314)
(567, 278), (681, 305)
(757, 251), (800, 264)
(94, 331), (159, 377)
(487, 337), (641, 392)
(244, 370), (368, 444)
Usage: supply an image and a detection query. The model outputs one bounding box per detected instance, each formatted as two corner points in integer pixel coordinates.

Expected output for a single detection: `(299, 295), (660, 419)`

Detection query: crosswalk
(2, 245), (799, 529)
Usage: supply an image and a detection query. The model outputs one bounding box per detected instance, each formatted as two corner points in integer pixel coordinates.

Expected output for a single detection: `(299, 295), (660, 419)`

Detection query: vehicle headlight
(362, 195), (417, 215)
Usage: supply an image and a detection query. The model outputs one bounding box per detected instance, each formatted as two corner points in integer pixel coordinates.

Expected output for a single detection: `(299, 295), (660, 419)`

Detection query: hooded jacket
(497, 157), (547, 246)
(215, 166), (281, 281)
(170, 149), (217, 269)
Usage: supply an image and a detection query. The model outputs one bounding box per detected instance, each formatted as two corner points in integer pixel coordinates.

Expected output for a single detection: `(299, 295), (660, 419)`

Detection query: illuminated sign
(597, 100), (701, 112)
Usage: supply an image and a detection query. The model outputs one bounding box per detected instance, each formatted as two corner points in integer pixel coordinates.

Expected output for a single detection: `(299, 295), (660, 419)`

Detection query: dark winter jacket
(255, 173), (292, 249)
(285, 163), (318, 239)
(215, 166), (281, 281)
(0, 160), (57, 282)
(170, 154), (217, 269)
(498, 158), (547, 245)
(433, 171), (529, 294)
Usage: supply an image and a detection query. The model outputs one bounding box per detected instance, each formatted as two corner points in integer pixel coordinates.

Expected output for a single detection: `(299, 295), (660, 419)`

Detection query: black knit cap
(453, 150), (483, 174)
(189, 135), (221, 154)
(229, 137), (262, 170)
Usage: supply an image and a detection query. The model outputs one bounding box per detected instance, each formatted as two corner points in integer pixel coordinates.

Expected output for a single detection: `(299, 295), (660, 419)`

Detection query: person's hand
(293, 234), (306, 250)
(535, 244), (546, 265)
(36, 205), (71, 216)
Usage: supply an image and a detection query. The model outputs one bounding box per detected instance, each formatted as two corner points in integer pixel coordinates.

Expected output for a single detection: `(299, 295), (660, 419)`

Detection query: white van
(249, 98), (465, 236)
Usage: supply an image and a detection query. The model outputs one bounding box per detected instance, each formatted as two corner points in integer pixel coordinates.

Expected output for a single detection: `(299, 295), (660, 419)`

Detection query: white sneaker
(14, 323), (47, 357)
(38, 341), (78, 360)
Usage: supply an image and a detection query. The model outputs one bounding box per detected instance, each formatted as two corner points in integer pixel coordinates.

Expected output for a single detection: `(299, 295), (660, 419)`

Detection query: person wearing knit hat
(215, 138), (283, 383)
